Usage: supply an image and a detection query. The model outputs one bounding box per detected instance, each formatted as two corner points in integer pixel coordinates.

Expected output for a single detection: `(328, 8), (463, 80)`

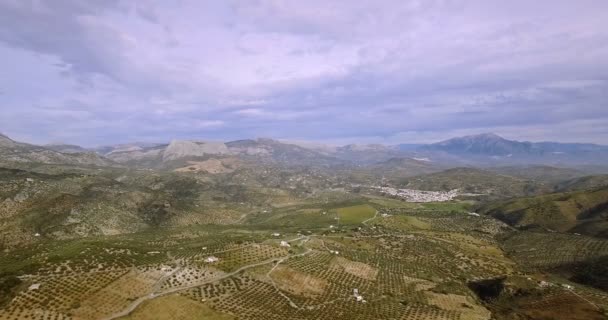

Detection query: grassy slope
(336, 204), (376, 224)
(479, 186), (608, 237)
(554, 174), (608, 192)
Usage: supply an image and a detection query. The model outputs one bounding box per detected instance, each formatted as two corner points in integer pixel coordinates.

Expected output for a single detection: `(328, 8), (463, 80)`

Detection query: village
(371, 186), (459, 202)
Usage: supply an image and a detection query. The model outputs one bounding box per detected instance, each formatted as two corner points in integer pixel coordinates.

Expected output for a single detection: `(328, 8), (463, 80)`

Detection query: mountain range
(423, 133), (608, 160)
(1, 132), (607, 169)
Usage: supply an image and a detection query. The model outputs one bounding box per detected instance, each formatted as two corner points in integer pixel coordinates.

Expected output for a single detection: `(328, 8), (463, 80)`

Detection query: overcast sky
(1, 0), (607, 146)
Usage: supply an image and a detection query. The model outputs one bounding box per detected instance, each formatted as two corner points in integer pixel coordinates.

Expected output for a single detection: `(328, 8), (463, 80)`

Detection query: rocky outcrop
(162, 140), (230, 162)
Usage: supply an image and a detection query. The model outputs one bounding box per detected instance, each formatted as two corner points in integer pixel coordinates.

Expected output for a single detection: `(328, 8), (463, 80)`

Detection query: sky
(0, 0), (607, 147)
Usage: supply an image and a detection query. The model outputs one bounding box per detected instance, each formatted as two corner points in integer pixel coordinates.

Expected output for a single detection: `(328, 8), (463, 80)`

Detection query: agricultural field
(336, 204), (377, 224)
(1, 162), (608, 319)
(3, 3), (608, 318)
(2, 192), (606, 320)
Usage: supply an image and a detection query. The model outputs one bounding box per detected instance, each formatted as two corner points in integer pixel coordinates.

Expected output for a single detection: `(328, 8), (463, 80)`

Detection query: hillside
(554, 174), (608, 192)
(0, 134), (114, 167)
(399, 167), (548, 199)
(370, 157), (444, 178)
(45, 144), (89, 154)
(0, 161), (351, 249)
(479, 186), (608, 237)
(488, 165), (588, 183)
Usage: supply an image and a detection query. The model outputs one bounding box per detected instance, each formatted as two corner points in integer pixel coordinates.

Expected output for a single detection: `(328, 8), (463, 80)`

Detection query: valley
(1, 133), (608, 320)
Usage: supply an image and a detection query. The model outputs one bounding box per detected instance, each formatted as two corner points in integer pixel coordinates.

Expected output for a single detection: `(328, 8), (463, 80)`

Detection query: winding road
(103, 236), (312, 320)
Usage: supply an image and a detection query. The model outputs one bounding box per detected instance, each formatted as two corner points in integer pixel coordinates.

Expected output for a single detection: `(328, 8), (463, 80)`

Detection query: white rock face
(163, 140), (230, 161)
(227, 145), (271, 156)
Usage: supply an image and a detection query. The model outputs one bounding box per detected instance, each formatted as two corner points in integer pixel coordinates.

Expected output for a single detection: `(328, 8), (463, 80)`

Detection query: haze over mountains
(2, 132), (607, 169)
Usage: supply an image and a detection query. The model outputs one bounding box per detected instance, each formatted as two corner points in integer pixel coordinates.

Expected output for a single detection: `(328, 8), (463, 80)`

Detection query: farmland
(1, 193), (606, 320)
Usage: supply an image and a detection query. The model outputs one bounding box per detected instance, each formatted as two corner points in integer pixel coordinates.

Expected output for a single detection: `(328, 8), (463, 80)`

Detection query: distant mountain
(396, 143), (424, 151)
(100, 140), (234, 166)
(45, 143), (88, 154)
(102, 143), (167, 166)
(0, 134), (113, 167)
(97, 138), (346, 168)
(0, 133), (17, 148)
(426, 133), (540, 156)
(3, 132), (607, 169)
(93, 142), (165, 155)
(226, 138), (345, 167)
(163, 140), (230, 162)
(422, 133), (608, 166)
(332, 144), (401, 164)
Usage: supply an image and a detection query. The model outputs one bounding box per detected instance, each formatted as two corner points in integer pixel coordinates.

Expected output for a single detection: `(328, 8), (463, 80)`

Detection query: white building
(353, 288), (365, 302)
(280, 241), (291, 247)
(205, 256), (219, 263)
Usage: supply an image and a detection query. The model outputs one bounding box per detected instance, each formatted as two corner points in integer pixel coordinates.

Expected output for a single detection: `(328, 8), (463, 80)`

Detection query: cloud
(0, 0), (607, 146)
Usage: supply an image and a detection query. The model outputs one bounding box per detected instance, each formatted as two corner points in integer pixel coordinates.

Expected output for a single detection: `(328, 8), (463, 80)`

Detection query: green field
(420, 201), (471, 212)
(385, 215), (431, 230)
(336, 204), (376, 224)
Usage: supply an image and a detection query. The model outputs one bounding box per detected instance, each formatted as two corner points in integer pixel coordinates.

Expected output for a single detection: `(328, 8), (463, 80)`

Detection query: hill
(370, 157), (444, 178)
(44, 144), (89, 154)
(554, 174), (608, 192)
(399, 167), (548, 199)
(479, 186), (608, 238)
(488, 165), (588, 183)
(0, 134), (114, 167)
